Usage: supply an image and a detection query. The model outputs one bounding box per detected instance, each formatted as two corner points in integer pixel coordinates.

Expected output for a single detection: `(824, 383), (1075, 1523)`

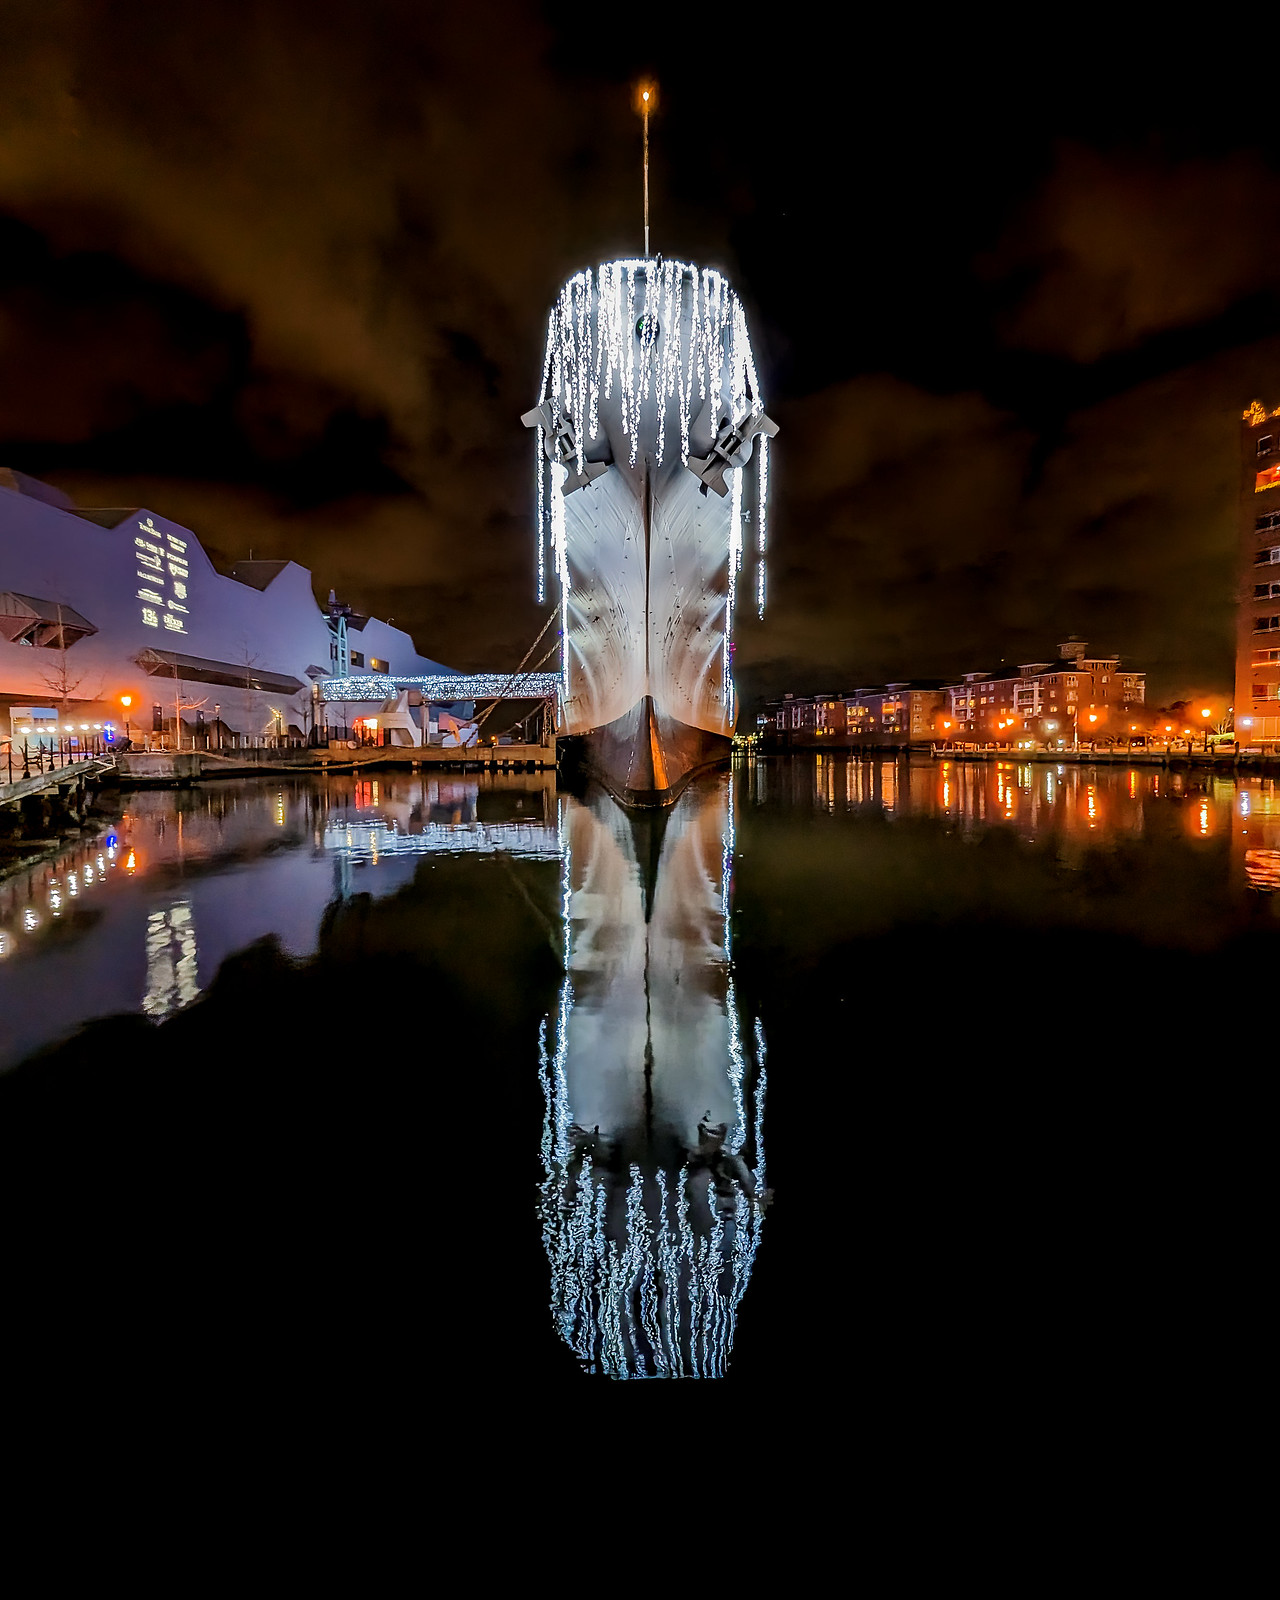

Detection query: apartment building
(944, 642), (1145, 744)
(764, 646), (1145, 748)
(1239, 402), (1280, 748)
(762, 682), (947, 746)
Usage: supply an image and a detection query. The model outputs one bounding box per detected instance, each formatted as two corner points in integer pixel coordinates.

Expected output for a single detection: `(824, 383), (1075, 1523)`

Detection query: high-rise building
(1239, 402), (1280, 748)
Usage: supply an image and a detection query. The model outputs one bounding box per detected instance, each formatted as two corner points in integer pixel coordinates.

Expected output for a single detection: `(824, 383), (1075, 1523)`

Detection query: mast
(643, 90), (650, 256)
(638, 82), (655, 257)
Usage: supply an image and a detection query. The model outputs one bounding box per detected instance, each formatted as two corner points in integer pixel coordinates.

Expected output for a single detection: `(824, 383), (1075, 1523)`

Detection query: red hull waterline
(571, 695), (732, 808)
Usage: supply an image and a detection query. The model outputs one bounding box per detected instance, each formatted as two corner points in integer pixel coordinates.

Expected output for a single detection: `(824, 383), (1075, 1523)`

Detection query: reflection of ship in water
(539, 773), (767, 1379)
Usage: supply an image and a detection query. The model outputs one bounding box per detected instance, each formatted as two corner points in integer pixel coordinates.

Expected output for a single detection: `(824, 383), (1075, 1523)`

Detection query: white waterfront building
(0, 468), (456, 748)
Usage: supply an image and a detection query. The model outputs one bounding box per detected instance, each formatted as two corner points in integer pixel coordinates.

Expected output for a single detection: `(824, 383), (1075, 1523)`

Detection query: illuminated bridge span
(318, 673), (563, 704)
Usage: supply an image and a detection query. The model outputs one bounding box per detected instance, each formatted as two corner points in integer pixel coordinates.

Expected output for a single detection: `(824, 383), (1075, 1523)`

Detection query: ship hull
(531, 260), (773, 808)
(567, 695), (731, 807)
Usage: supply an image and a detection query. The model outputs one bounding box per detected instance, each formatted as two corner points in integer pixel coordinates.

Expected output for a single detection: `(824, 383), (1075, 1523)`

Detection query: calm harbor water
(2, 754), (1273, 1389)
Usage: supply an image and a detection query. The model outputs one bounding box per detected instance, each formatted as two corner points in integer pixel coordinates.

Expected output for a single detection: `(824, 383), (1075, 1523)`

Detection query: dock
(0, 755), (115, 854)
(113, 738), (557, 785)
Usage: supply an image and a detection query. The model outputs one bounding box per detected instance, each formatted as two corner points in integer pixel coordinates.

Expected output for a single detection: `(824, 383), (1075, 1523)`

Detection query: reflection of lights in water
(23, 908), (38, 932)
(142, 900), (200, 1019)
(66, 876), (78, 898)
(322, 818), (561, 862)
(1245, 848), (1280, 890)
(539, 779), (768, 1379)
(124, 850), (137, 873)
(1240, 793), (1251, 817)
(1087, 786), (1098, 828)
(0, 931), (10, 958)
(1199, 803), (1210, 837)
(275, 791), (285, 827)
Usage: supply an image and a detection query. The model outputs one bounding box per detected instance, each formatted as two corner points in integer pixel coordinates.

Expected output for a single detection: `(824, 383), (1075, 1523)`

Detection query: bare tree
(236, 641), (264, 746)
(169, 662), (207, 750)
(34, 603), (103, 725)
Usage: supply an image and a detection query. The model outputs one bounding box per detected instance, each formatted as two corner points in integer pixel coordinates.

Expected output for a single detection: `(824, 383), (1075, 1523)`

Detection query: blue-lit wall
(0, 477), (453, 739)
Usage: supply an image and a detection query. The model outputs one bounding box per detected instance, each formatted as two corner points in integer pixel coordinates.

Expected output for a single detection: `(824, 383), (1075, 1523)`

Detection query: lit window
(1260, 436), (1275, 457)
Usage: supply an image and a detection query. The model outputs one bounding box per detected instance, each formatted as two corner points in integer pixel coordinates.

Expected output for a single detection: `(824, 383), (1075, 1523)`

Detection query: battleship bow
(527, 259), (776, 807)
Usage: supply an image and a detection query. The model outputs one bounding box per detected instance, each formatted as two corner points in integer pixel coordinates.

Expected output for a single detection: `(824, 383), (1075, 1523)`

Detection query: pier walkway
(927, 745), (1258, 770)
(114, 739), (556, 785)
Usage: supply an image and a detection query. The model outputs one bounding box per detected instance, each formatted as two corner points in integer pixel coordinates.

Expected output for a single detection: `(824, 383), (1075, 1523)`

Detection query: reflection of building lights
(124, 850), (137, 872)
(23, 908), (38, 932)
(1246, 848), (1280, 889)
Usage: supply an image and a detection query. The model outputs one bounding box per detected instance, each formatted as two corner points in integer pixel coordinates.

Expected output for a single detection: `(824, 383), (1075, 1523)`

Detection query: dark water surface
(1, 756), (1270, 1400)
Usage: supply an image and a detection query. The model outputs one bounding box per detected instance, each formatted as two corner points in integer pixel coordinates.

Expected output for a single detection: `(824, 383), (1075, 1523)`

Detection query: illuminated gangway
(318, 672), (563, 704)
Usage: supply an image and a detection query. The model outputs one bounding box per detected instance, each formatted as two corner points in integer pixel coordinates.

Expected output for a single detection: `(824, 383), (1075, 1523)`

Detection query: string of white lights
(756, 433), (769, 620)
(535, 426), (546, 605)
(533, 259), (772, 620)
(319, 672), (563, 703)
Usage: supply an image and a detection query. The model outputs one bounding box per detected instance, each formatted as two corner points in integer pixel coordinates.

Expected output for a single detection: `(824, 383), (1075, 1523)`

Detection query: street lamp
(1201, 707), (1211, 753)
(120, 693), (132, 745)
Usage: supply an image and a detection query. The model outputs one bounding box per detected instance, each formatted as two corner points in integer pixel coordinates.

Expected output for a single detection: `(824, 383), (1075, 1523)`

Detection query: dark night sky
(1, 2), (1275, 704)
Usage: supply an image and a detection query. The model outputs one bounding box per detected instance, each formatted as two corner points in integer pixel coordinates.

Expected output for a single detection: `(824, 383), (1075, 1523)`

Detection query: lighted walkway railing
(2, 737), (113, 786)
